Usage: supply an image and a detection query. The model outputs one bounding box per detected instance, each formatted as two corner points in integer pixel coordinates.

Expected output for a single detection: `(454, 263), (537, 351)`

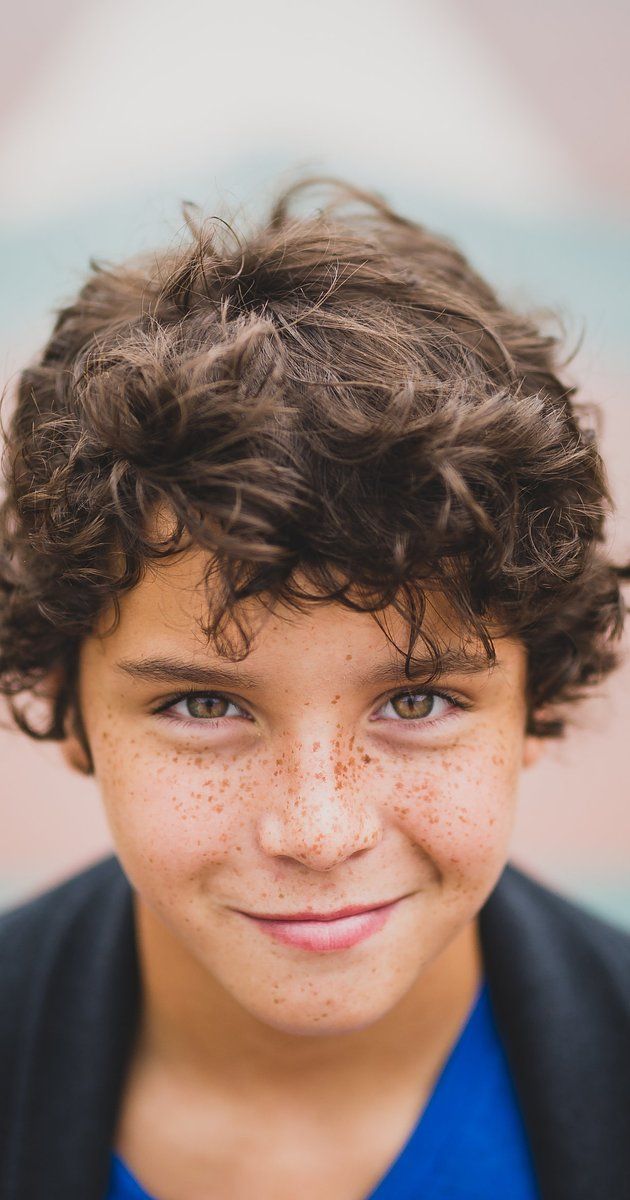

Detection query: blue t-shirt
(106, 981), (540, 1199)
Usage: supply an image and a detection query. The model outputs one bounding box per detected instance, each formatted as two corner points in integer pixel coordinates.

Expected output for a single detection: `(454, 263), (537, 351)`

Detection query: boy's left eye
(376, 691), (453, 722)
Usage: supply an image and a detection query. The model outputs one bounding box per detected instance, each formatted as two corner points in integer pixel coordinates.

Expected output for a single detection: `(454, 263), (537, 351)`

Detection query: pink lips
(239, 898), (401, 952)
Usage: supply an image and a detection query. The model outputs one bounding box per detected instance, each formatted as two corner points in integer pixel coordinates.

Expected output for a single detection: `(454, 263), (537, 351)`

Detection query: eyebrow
(115, 648), (493, 690)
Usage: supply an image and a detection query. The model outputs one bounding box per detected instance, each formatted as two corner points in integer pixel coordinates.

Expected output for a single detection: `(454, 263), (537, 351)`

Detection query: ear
(522, 734), (546, 769)
(41, 664), (92, 776)
(59, 696), (94, 776)
(60, 732), (92, 775)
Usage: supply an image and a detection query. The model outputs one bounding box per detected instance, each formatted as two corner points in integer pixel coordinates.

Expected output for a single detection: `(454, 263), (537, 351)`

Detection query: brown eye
(158, 692), (247, 727)
(389, 692), (437, 720)
(184, 694), (231, 719)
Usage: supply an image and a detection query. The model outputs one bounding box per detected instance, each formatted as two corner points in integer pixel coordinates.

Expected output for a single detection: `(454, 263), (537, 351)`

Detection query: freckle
(213, 804), (224, 813)
(363, 754), (372, 764)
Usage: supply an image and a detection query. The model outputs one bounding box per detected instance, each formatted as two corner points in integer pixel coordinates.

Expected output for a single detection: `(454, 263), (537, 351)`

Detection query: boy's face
(68, 548), (538, 1037)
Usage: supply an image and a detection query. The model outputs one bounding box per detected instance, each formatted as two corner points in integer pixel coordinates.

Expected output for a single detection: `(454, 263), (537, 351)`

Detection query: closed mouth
(238, 897), (403, 922)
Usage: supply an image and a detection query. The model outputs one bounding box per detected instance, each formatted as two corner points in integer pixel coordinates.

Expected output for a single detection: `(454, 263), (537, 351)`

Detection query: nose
(256, 742), (383, 872)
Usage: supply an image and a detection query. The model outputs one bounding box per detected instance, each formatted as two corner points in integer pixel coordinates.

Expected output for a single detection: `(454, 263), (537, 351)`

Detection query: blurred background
(1, 0), (629, 923)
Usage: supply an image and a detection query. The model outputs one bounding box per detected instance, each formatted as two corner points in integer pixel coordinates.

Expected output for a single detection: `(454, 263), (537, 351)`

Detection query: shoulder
(0, 855), (131, 1021)
(489, 859), (630, 947)
(479, 863), (630, 1197)
(0, 858), (139, 1197)
(0, 854), (126, 943)
(481, 859), (630, 1024)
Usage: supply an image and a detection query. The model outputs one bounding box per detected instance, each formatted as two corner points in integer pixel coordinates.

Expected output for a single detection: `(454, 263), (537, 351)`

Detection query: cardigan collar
(4, 856), (629, 1200)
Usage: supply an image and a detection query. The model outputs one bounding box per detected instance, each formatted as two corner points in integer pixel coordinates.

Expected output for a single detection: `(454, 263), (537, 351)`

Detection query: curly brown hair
(0, 176), (627, 759)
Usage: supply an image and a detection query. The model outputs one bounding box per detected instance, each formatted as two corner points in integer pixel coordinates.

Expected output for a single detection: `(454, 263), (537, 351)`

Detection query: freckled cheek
(386, 748), (519, 873)
(91, 733), (248, 873)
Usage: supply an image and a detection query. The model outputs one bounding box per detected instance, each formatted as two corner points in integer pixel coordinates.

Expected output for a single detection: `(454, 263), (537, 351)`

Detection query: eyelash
(151, 688), (469, 731)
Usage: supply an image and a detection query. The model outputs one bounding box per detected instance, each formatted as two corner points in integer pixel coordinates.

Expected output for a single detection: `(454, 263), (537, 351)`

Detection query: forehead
(88, 546), (525, 685)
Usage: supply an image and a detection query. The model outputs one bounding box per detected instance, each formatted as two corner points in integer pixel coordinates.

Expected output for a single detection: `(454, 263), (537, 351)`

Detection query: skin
(62, 547), (543, 1200)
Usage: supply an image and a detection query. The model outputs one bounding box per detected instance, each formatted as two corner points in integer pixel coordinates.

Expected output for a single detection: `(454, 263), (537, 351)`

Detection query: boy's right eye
(157, 693), (247, 723)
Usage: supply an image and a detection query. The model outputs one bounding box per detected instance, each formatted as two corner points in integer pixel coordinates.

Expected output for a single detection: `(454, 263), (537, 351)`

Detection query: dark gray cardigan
(0, 856), (629, 1200)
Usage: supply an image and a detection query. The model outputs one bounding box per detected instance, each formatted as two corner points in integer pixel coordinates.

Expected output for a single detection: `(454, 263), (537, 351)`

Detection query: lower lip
(243, 901), (400, 953)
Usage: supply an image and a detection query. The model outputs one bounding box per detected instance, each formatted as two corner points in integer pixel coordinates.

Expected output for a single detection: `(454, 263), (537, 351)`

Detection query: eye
(157, 693), (247, 723)
(376, 690), (456, 723)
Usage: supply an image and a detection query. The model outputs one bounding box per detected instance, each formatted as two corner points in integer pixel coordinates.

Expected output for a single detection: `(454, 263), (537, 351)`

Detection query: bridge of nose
(256, 731), (382, 869)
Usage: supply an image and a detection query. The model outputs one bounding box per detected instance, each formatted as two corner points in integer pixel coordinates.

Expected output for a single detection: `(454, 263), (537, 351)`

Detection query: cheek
(387, 732), (521, 880)
(90, 724), (250, 883)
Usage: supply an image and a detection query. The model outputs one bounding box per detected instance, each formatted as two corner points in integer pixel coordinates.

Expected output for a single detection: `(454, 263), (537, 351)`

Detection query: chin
(238, 988), (396, 1038)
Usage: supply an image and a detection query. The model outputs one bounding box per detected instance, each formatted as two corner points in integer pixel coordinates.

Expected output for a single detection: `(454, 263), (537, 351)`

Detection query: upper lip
(238, 898), (401, 922)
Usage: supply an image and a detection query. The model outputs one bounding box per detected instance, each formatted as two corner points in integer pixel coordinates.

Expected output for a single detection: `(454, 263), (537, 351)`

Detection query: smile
(238, 898), (403, 952)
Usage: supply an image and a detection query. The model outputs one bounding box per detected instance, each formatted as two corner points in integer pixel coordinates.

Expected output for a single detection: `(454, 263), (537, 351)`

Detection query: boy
(0, 177), (628, 1200)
